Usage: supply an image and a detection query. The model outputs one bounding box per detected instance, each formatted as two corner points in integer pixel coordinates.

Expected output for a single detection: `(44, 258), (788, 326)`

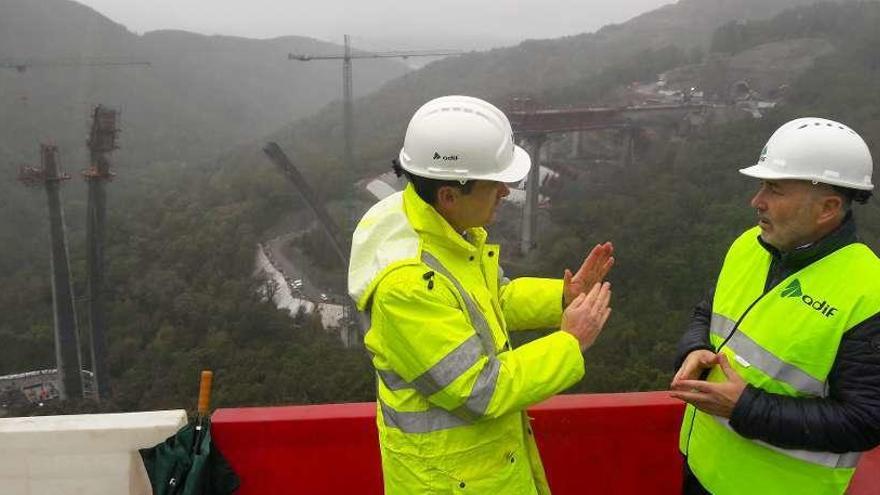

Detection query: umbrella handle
(197, 370), (213, 416)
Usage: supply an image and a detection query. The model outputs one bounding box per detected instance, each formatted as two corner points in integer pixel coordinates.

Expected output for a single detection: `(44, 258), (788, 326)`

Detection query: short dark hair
(391, 159), (475, 205)
(831, 185), (872, 208)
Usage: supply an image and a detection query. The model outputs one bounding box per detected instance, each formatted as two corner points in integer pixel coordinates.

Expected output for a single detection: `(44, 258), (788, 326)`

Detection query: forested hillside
(0, 0), (407, 287)
(539, 0), (880, 392)
(3, 0), (879, 415)
(0, 0), (406, 167)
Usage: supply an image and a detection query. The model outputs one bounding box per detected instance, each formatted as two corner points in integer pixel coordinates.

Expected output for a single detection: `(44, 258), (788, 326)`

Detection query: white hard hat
(398, 95), (531, 183)
(740, 117), (874, 191)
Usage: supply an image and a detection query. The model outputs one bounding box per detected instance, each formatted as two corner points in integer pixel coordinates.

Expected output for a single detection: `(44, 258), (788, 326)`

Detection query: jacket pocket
(445, 444), (537, 495)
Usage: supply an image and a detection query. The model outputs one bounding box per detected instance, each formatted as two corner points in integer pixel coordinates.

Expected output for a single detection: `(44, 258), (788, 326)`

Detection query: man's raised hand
(561, 282), (612, 352)
(564, 242), (614, 308)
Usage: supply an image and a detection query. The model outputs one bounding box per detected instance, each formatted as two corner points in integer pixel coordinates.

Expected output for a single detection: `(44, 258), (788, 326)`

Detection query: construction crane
(263, 142), (365, 347)
(0, 58), (150, 73)
(288, 35), (460, 180)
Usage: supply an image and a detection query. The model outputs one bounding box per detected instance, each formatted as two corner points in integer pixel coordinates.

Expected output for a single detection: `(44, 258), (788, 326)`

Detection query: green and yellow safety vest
(349, 184), (584, 494)
(680, 226), (880, 495)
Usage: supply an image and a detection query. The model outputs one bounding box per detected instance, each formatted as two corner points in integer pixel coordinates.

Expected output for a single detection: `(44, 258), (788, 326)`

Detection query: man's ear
(435, 185), (458, 210)
(817, 193), (844, 225)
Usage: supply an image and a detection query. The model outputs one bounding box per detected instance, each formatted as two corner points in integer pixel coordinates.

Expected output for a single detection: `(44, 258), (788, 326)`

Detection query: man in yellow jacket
(348, 95), (614, 494)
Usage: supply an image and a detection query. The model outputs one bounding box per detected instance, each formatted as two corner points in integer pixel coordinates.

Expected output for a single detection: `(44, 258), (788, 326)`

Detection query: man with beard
(672, 118), (880, 495)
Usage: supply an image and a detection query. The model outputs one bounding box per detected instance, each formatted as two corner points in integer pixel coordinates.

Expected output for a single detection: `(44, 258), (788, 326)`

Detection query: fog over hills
(223, 0), (846, 188)
(0, 0), (408, 169)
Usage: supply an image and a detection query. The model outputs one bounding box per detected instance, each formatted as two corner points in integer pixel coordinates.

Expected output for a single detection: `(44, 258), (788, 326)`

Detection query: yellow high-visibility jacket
(348, 184), (585, 494)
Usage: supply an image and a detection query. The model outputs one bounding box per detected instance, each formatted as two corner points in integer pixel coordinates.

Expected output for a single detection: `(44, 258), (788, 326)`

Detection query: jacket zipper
(683, 288), (770, 457)
(684, 255), (813, 457)
(717, 290), (771, 351)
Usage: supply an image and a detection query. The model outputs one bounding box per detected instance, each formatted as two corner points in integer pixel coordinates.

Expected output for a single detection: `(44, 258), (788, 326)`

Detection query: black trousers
(682, 457), (712, 495)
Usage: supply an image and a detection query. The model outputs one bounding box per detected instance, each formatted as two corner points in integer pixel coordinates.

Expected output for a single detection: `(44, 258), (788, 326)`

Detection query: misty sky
(75, 0), (675, 50)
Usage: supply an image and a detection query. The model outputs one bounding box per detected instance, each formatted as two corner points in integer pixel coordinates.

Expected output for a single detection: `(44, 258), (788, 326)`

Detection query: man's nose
(750, 190), (765, 210)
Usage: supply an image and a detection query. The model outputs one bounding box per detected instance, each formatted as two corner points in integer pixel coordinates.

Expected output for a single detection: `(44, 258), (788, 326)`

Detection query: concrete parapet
(0, 409), (187, 495)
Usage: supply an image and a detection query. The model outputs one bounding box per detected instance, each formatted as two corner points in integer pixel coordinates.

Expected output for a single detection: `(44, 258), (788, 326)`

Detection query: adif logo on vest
(781, 279), (838, 317)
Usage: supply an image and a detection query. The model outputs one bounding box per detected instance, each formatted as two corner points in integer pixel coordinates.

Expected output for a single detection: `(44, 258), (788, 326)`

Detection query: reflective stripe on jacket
(349, 184), (584, 494)
(680, 226), (880, 495)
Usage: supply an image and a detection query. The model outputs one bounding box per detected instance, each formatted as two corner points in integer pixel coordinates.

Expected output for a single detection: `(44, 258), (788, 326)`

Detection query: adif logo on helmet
(758, 145), (768, 163)
(433, 151), (459, 161)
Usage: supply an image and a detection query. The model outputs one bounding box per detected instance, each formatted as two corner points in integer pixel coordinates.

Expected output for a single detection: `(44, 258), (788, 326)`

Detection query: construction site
(3, 104), (120, 404)
(2, 0), (880, 493)
(0, 23), (855, 403)
(258, 74), (783, 345)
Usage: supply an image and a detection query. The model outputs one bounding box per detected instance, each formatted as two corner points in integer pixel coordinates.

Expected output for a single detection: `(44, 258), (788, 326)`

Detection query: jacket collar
(402, 183), (486, 255)
(757, 211), (858, 272)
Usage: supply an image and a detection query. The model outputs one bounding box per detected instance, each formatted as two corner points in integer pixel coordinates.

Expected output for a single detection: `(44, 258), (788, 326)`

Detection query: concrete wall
(0, 409), (186, 495)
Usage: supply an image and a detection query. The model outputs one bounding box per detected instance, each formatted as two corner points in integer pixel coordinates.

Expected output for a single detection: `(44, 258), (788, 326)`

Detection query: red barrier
(850, 445), (880, 494)
(212, 402), (382, 494)
(529, 392), (685, 494)
(212, 392), (880, 494)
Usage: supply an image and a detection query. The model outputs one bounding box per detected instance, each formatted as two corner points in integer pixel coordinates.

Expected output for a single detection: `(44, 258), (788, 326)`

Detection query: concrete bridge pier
(520, 134), (546, 255)
(619, 126), (635, 167)
(569, 130), (586, 159)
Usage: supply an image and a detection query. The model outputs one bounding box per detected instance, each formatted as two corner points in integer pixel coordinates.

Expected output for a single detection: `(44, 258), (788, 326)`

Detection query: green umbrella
(139, 371), (239, 495)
